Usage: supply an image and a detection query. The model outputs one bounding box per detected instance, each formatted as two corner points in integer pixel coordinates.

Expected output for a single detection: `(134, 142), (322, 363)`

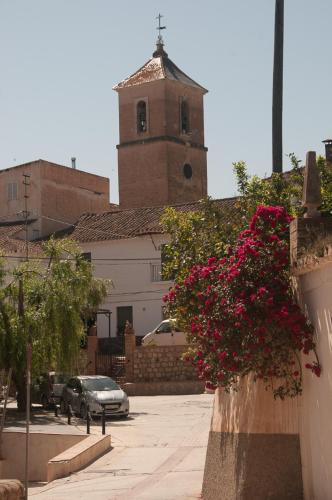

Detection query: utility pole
(22, 174), (30, 261)
(272, 0), (284, 173)
(22, 173), (31, 499)
(18, 274), (30, 500)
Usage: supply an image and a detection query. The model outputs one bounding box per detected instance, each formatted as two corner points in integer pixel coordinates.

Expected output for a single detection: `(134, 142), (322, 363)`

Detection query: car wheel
(60, 399), (68, 415)
(80, 403), (87, 420)
(120, 413), (129, 419)
(41, 394), (49, 410)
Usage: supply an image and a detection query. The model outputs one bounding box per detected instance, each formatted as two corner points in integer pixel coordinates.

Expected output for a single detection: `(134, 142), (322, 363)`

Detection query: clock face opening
(183, 163), (193, 179)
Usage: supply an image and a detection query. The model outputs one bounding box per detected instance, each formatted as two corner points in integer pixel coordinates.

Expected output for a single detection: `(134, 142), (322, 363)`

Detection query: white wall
(298, 263), (332, 500)
(80, 234), (173, 338)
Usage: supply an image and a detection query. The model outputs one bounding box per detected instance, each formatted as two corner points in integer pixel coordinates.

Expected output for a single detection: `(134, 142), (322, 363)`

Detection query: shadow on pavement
(3, 404), (149, 430)
(4, 406), (68, 428)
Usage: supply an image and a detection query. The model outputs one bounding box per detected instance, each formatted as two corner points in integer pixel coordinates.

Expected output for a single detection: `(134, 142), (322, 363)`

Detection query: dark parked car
(60, 375), (129, 419)
(31, 372), (69, 409)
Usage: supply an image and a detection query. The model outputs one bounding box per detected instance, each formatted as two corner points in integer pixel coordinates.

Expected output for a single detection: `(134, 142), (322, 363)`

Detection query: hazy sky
(1, 1), (331, 203)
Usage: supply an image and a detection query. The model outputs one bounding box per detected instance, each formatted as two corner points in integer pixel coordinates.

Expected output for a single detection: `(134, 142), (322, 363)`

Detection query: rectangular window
(7, 182), (18, 201)
(32, 229), (40, 240)
(151, 263), (162, 282)
(82, 252), (92, 262)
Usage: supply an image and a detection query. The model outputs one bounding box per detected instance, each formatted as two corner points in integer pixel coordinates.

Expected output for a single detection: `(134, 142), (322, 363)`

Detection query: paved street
(28, 393), (213, 500)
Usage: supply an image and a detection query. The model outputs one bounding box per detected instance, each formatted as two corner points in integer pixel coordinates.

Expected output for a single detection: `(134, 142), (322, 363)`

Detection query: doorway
(116, 306), (133, 337)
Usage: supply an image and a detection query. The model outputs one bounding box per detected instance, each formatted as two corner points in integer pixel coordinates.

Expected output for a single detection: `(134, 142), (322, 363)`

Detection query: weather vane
(156, 13), (166, 44)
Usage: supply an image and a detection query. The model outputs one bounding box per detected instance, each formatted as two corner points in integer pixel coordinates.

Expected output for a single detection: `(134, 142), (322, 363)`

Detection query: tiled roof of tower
(66, 197), (238, 243)
(113, 44), (207, 93)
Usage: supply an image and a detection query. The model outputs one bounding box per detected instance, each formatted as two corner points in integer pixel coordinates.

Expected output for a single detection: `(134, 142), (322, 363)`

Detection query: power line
(1, 213), (165, 246)
(2, 255), (162, 263)
(91, 262), (164, 267)
(40, 214), (144, 240)
(104, 297), (163, 304)
(108, 289), (168, 296)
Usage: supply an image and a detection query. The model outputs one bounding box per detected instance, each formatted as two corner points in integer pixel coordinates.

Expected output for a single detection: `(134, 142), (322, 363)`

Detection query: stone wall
(290, 217), (332, 269)
(86, 330), (204, 395)
(133, 345), (197, 383)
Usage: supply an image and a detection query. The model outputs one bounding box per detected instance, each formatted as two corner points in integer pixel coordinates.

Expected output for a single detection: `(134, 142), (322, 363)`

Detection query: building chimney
(71, 157), (76, 169)
(322, 139), (332, 164)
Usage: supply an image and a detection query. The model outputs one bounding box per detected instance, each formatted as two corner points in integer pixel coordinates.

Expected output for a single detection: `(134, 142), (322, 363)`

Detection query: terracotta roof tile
(113, 48), (207, 93)
(0, 223), (41, 255)
(68, 198), (238, 243)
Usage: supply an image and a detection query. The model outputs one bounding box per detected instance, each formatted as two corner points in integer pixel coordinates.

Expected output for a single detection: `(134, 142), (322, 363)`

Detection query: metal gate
(95, 353), (126, 384)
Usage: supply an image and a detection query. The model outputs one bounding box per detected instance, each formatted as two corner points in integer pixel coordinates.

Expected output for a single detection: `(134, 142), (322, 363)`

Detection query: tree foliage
(161, 198), (241, 282)
(161, 157), (332, 282)
(0, 238), (108, 408)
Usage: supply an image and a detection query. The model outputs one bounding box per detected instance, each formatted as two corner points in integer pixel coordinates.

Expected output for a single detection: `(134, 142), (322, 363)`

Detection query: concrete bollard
(101, 406), (106, 435)
(86, 405), (90, 434)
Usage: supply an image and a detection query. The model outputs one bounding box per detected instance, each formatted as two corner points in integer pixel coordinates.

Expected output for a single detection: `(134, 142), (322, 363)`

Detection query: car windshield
(81, 378), (119, 392)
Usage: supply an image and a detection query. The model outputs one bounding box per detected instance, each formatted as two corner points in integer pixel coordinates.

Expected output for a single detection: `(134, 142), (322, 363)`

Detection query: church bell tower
(113, 31), (208, 209)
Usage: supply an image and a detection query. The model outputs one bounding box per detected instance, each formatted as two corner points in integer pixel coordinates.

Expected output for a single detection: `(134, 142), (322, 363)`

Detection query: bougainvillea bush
(163, 205), (320, 399)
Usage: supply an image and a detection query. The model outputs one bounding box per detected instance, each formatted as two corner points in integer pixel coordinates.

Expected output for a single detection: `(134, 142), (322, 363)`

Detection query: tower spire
(154, 13), (167, 57)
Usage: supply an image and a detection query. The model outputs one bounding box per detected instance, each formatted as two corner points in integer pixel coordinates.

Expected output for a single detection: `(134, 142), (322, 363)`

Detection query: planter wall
(202, 376), (303, 500)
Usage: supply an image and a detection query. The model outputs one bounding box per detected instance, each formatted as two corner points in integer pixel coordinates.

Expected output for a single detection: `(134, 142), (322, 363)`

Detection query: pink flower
(235, 304), (246, 315)
(218, 351), (227, 361)
(205, 381), (217, 390)
(279, 306), (289, 318)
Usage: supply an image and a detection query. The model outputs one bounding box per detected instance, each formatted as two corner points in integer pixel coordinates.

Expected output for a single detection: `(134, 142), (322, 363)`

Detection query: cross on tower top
(156, 13), (166, 44)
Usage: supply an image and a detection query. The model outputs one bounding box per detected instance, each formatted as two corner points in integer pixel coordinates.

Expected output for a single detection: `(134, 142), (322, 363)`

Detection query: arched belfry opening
(137, 101), (147, 133)
(180, 99), (190, 134)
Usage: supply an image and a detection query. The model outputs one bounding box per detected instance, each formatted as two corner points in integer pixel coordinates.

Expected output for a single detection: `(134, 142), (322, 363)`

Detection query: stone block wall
(132, 345), (197, 383)
(290, 217), (332, 269)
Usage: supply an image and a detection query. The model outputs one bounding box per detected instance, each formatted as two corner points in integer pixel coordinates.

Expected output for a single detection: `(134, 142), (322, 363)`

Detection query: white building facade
(80, 233), (171, 339)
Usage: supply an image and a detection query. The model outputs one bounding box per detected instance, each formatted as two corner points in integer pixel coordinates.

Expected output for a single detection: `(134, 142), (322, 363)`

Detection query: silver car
(60, 375), (129, 419)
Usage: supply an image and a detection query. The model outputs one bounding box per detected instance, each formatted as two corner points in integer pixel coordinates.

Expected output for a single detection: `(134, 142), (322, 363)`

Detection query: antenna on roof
(156, 13), (166, 45)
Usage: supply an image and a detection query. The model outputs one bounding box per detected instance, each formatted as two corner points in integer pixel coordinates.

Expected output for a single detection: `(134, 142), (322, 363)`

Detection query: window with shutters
(7, 182), (18, 201)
